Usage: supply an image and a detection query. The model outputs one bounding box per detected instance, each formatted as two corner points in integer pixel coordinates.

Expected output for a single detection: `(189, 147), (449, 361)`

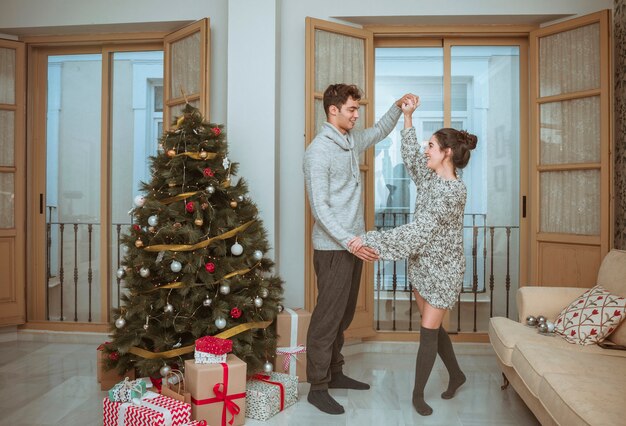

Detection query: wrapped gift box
(103, 390), (191, 426)
(275, 307), (310, 382)
(108, 377), (148, 402)
(184, 354), (246, 426)
(194, 336), (233, 364)
(97, 343), (135, 391)
(245, 372), (298, 421)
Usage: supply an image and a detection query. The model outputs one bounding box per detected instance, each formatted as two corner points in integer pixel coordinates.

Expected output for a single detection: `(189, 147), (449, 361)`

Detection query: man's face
(330, 97), (360, 134)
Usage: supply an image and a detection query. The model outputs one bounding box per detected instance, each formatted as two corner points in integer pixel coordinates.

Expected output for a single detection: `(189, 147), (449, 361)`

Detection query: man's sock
(307, 389), (345, 415)
(329, 372), (370, 390)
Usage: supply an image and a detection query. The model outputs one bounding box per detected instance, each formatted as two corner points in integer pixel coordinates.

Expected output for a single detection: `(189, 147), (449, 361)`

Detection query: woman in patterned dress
(348, 96), (477, 416)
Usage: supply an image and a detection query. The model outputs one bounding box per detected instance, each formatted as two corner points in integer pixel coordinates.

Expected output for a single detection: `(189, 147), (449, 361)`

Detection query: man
(303, 83), (416, 414)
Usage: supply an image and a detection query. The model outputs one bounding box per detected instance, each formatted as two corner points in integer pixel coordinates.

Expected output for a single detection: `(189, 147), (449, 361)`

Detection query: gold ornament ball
(135, 239), (144, 248)
(194, 218), (204, 226)
(201, 202), (209, 210)
(148, 226), (156, 233)
(168, 182), (177, 187)
(167, 149), (176, 157)
(230, 200), (238, 208)
(199, 151), (208, 159)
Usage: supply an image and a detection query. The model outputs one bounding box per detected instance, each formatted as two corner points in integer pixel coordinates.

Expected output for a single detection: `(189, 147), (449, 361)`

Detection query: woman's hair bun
(459, 130), (478, 150)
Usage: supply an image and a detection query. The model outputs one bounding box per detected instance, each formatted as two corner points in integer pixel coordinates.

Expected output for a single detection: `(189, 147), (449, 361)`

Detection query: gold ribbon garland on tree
(128, 320), (273, 359)
(143, 220), (255, 252)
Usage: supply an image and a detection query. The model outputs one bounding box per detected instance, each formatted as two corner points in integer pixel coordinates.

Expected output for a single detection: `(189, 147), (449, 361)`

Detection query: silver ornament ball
(164, 303), (174, 313)
(134, 195), (146, 207)
(526, 315), (537, 327)
(115, 317), (126, 329)
(219, 284), (231, 295)
(215, 317), (226, 329)
(203, 297), (213, 307)
(263, 361), (273, 373)
(160, 365), (172, 377)
(143, 324), (149, 330)
(537, 322), (549, 333)
(259, 288), (269, 298)
(277, 304), (284, 313)
(116, 268), (126, 279)
(254, 296), (263, 308)
(546, 320), (556, 333)
(139, 267), (150, 278)
(252, 250), (263, 261)
(122, 245), (130, 254)
(206, 185), (216, 194)
(237, 195), (244, 203)
(170, 260), (182, 273)
(231, 242), (243, 256)
(148, 215), (158, 227)
(537, 315), (547, 325)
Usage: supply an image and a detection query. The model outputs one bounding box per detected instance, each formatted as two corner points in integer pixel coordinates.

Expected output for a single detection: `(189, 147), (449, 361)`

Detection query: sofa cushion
(597, 249), (626, 346)
(539, 372), (623, 426)
(511, 341), (625, 398)
(554, 285), (626, 345)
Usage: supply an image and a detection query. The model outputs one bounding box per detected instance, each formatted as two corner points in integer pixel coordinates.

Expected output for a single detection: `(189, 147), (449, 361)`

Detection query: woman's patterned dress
(362, 127), (466, 309)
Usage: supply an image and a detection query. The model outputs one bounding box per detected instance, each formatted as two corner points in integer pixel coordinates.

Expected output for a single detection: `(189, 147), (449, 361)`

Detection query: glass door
(373, 40), (524, 333)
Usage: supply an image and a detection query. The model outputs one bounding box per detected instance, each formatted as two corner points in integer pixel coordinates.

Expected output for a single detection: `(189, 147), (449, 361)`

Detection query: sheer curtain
(538, 23), (600, 236)
(313, 30), (365, 135)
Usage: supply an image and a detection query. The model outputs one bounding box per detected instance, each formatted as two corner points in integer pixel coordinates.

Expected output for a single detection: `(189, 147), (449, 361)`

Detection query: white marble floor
(0, 339), (539, 425)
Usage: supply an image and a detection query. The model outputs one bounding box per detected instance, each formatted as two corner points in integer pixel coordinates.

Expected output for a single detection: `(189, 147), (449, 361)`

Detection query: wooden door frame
(25, 38), (164, 331)
(305, 23), (534, 341)
(529, 10), (612, 287)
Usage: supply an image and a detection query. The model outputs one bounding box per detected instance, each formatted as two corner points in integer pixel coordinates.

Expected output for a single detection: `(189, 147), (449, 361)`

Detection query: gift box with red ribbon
(102, 390), (191, 426)
(245, 372), (298, 421)
(184, 354), (246, 426)
(275, 308), (310, 382)
(194, 336), (233, 364)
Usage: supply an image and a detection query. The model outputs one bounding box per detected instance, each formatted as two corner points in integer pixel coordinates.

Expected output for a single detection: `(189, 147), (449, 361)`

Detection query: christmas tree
(103, 104), (283, 379)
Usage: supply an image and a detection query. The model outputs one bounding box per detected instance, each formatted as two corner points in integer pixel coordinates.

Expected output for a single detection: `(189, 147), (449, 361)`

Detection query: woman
(348, 96), (477, 416)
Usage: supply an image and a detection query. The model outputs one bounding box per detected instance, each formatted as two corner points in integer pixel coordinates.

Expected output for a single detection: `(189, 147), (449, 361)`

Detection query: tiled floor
(0, 339), (539, 425)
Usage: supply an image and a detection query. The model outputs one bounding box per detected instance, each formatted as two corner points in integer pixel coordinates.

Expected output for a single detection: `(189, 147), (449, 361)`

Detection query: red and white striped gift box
(103, 390), (191, 426)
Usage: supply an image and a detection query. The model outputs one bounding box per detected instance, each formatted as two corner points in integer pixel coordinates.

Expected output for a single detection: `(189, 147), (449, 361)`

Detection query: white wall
(0, 0), (614, 308)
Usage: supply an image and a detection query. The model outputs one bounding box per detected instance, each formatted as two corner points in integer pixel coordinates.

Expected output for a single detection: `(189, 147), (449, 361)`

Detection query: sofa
(489, 249), (626, 426)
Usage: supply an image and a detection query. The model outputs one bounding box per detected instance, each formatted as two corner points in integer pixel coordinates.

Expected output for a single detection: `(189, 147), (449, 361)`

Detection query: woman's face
(425, 135), (449, 171)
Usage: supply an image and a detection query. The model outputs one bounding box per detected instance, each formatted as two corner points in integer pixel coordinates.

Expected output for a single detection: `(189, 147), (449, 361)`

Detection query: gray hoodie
(303, 104), (402, 250)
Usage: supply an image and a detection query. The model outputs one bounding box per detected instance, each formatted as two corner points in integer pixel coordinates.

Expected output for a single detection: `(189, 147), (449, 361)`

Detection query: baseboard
(342, 340), (494, 356)
(17, 329), (109, 345)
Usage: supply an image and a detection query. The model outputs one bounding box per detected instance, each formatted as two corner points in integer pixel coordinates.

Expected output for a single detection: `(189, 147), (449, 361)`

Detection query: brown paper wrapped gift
(97, 345), (135, 391)
(184, 354), (246, 426)
(275, 307), (311, 382)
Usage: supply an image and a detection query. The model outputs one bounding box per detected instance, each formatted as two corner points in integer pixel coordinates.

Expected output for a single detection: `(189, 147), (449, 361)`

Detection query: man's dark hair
(323, 84), (362, 116)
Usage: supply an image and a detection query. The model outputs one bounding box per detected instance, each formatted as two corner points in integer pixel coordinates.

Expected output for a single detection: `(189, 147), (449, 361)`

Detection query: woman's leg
(412, 288), (426, 315)
(412, 303), (446, 416)
(438, 326), (466, 399)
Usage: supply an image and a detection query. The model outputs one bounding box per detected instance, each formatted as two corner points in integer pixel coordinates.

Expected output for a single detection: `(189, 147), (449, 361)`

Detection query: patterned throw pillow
(554, 285), (626, 345)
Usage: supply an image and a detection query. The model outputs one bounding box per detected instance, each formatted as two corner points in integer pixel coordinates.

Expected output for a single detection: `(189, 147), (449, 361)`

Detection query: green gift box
(107, 377), (147, 403)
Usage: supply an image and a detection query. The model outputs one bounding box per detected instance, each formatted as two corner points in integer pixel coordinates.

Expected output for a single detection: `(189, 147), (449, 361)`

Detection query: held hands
(348, 236), (379, 262)
(395, 94), (420, 111)
(401, 94), (420, 115)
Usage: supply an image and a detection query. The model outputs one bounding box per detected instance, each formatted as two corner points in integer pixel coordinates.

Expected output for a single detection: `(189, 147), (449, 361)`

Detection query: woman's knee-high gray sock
(412, 326), (439, 416)
(438, 326), (466, 399)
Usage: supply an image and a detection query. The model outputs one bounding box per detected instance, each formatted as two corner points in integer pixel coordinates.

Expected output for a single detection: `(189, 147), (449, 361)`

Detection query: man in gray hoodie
(303, 83), (415, 414)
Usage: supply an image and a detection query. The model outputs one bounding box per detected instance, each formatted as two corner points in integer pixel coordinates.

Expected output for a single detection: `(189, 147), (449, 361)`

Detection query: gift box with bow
(103, 390), (192, 426)
(275, 308), (310, 381)
(108, 377), (148, 403)
(194, 336), (233, 364)
(245, 372), (298, 421)
(184, 354), (246, 426)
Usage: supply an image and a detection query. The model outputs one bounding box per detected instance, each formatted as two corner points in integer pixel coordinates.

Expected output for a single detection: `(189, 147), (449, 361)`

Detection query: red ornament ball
(133, 224), (141, 231)
(205, 262), (216, 273)
(230, 307), (242, 319)
(109, 351), (120, 361)
(203, 168), (214, 177)
(185, 202), (194, 213)
(212, 127), (221, 136)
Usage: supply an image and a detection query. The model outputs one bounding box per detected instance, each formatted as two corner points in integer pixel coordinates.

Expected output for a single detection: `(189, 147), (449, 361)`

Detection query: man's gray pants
(306, 250), (363, 391)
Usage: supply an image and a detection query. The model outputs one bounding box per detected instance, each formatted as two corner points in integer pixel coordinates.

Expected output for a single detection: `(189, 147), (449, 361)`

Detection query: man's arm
(351, 94), (417, 153)
(303, 149), (354, 248)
